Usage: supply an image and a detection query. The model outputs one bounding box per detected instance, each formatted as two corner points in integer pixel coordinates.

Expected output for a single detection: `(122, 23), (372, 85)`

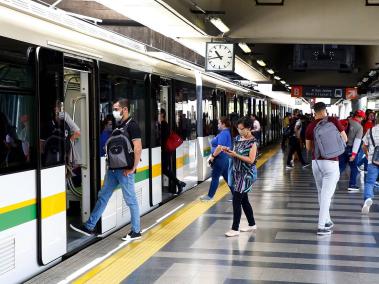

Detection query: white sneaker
(240, 225), (257, 232)
(347, 186), (360, 191)
(225, 230), (240, 237)
(362, 198), (373, 214)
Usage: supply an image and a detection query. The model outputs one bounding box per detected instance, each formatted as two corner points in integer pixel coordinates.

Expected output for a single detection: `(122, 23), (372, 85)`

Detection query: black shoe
(317, 228), (332, 236)
(177, 181), (186, 194)
(70, 224), (94, 237)
(325, 222), (334, 229)
(122, 230), (142, 241)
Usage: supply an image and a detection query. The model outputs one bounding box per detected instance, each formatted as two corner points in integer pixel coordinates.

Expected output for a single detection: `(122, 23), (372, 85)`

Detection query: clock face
(206, 43), (235, 72)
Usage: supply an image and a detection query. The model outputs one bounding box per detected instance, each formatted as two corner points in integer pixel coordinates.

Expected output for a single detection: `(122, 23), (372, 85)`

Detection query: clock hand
(208, 56), (223, 60)
(215, 51), (223, 59)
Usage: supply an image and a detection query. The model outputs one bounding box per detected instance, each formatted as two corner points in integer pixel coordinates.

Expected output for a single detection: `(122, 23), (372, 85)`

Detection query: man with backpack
(71, 98), (143, 241)
(339, 110), (365, 191)
(305, 102), (347, 235)
(361, 114), (379, 214)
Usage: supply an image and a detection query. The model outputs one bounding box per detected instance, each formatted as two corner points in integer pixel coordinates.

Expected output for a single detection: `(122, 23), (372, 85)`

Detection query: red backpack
(165, 131), (183, 152)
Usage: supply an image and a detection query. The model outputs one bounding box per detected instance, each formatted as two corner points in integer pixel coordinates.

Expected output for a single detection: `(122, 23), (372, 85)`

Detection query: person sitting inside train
(100, 115), (113, 157)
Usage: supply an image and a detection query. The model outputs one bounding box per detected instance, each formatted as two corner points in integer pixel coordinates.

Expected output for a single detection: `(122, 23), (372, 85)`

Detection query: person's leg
(85, 170), (118, 230)
(318, 161), (340, 229)
(241, 193), (256, 226)
(339, 151), (348, 174)
(312, 160), (323, 208)
(294, 140), (306, 164)
(118, 171), (140, 233)
(206, 158), (224, 198)
(348, 156), (359, 187)
(363, 164), (378, 201)
(231, 191), (243, 231)
(221, 159), (233, 194)
(287, 139), (296, 166)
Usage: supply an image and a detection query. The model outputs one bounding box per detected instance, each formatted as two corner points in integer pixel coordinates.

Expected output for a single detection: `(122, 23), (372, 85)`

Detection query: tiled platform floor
(125, 150), (379, 284)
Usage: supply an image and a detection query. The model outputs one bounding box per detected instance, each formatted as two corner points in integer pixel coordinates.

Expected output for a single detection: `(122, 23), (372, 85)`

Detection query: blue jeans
(364, 163), (379, 201)
(339, 146), (359, 187)
(357, 147), (368, 171)
(85, 169), (140, 232)
(207, 156), (230, 198)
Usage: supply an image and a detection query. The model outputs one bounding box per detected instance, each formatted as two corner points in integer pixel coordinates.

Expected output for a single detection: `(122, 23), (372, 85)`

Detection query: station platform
(27, 146), (379, 284)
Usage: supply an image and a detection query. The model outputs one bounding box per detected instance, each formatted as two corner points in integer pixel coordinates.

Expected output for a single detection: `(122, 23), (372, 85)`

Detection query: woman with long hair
(223, 116), (258, 237)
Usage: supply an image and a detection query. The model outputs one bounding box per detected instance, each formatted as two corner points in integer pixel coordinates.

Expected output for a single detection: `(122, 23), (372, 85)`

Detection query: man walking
(361, 114), (379, 214)
(286, 109), (308, 168)
(306, 102), (347, 235)
(71, 98), (143, 241)
(339, 110), (365, 191)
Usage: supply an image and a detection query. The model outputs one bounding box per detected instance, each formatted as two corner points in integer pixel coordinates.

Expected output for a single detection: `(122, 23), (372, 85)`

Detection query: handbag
(369, 128), (379, 166)
(165, 131), (183, 152)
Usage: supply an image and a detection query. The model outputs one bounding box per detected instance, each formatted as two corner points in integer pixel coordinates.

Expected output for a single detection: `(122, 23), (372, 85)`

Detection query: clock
(205, 42), (235, 72)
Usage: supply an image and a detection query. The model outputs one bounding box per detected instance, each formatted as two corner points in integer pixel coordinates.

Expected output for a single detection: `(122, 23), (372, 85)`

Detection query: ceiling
(37, 0), (379, 89)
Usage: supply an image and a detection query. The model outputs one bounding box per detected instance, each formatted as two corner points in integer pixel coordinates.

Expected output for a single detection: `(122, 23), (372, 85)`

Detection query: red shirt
(363, 120), (374, 135)
(305, 117), (345, 161)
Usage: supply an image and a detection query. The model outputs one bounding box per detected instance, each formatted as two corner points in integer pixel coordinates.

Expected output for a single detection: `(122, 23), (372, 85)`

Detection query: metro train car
(0, 1), (288, 282)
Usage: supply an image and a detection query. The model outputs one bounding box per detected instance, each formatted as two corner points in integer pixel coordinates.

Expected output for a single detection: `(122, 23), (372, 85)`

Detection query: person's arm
(124, 139), (142, 175)
(226, 143), (257, 164)
(306, 139), (313, 152)
(350, 127), (363, 161)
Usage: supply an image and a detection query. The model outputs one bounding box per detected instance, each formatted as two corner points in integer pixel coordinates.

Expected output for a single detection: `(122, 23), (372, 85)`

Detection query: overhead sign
(291, 86), (347, 98)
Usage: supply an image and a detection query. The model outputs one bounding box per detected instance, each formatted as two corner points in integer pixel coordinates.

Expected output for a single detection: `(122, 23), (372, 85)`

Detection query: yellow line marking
(41, 192), (66, 219)
(0, 198), (36, 214)
(176, 156), (184, 169)
(73, 146), (279, 284)
(136, 165), (149, 173)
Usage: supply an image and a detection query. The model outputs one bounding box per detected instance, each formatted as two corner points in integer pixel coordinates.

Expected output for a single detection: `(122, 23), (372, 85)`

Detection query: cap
(354, 110), (366, 118)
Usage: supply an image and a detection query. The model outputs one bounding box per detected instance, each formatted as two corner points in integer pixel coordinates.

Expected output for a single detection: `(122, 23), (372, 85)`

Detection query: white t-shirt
(253, 120), (261, 132)
(362, 125), (379, 164)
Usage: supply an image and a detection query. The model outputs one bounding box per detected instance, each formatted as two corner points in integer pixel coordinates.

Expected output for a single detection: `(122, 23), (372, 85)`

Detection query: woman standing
(223, 116), (257, 237)
(200, 116), (232, 201)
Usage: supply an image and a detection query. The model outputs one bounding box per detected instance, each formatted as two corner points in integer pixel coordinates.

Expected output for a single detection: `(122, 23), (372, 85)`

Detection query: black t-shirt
(119, 117), (141, 149)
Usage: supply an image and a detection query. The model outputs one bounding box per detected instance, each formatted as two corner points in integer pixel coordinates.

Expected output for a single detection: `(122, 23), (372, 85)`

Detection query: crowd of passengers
(5, 99), (379, 239)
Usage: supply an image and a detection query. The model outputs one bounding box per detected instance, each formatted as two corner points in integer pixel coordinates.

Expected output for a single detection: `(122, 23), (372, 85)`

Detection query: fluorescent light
(362, 77), (369, 82)
(47, 41), (103, 59)
(266, 69), (274, 74)
(280, 80), (286, 84)
(210, 17), (230, 33)
(274, 76), (281, 80)
(238, 43), (252, 53)
(256, 60), (266, 67)
(369, 70), (377, 77)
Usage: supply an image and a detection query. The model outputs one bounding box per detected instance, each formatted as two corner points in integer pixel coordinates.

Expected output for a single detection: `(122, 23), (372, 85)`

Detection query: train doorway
(63, 66), (93, 251)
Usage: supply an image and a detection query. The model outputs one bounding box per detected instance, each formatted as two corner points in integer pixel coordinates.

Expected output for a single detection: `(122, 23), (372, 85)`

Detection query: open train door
(36, 48), (67, 265)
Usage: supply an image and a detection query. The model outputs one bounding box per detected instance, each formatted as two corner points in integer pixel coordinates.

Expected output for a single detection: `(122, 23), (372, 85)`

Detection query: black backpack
(105, 119), (134, 170)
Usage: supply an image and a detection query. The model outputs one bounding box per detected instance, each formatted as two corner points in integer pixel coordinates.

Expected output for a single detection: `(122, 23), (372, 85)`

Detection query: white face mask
(113, 110), (122, 122)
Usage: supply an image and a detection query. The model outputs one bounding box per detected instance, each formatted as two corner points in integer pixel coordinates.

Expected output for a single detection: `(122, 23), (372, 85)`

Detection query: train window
(0, 92), (36, 174)
(175, 81), (197, 140)
(99, 62), (147, 150)
(202, 87), (217, 136)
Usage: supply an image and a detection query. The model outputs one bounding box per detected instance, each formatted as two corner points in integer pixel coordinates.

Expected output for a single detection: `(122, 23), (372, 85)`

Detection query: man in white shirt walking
(362, 115), (379, 214)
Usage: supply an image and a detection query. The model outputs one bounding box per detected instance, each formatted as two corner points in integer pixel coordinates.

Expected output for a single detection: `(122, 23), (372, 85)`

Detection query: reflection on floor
(67, 214), (93, 252)
(126, 150), (379, 284)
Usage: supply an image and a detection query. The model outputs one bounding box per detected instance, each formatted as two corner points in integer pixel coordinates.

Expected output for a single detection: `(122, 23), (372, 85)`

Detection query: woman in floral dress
(222, 116), (258, 237)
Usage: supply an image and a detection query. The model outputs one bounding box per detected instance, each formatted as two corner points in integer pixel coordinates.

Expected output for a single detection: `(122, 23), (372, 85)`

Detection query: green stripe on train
(0, 204), (36, 232)
(135, 169), (149, 183)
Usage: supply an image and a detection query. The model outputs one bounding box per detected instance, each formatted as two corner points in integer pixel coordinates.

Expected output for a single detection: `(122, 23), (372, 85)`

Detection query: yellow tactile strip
(73, 146), (279, 284)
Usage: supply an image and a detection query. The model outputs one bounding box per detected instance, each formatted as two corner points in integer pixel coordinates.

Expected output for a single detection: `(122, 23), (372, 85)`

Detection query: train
(0, 0), (290, 282)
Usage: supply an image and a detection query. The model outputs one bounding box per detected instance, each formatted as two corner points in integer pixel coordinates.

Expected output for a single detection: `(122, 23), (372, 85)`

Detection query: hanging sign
(345, 88), (358, 100)
(291, 86), (350, 99)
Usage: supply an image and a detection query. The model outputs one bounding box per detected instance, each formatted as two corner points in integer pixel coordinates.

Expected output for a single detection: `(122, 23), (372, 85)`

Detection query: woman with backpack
(222, 116), (258, 237)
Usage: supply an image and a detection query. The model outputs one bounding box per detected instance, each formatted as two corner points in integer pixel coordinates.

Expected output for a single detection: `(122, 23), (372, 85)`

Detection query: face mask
(113, 110), (122, 122)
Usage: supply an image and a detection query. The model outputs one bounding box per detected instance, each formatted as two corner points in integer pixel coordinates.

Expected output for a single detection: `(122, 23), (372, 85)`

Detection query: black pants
(162, 152), (181, 193)
(232, 191), (255, 231)
(286, 136), (305, 166)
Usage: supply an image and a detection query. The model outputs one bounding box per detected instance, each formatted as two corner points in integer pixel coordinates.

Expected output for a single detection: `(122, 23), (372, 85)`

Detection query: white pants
(312, 160), (340, 229)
